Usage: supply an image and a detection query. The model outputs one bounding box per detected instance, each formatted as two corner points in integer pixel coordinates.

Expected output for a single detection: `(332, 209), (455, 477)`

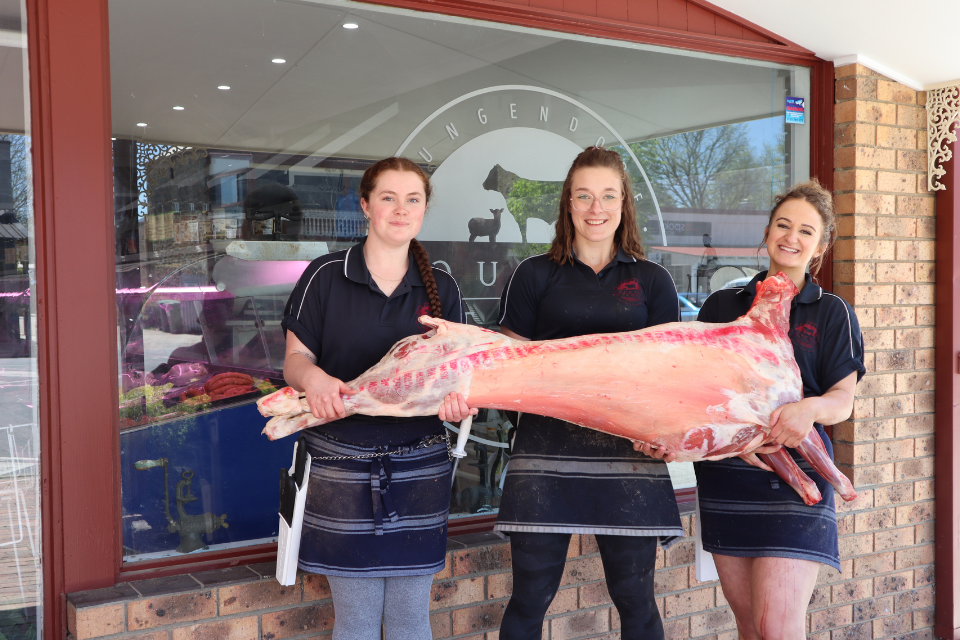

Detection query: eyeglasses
(570, 193), (622, 212)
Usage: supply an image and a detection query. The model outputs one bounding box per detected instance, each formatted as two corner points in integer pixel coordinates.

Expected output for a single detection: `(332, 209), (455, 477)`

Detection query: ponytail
(410, 239), (442, 318)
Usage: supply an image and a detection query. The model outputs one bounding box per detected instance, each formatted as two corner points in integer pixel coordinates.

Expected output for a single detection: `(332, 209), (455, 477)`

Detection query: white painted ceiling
(709, 0), (960, 90)
(105, 0), (804, 158)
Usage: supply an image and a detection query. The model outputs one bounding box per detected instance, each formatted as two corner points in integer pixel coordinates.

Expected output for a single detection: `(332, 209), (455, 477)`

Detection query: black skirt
(494, 414), (683, 542)
(298, 430), (451, 577)
(695, 426), (840, 571)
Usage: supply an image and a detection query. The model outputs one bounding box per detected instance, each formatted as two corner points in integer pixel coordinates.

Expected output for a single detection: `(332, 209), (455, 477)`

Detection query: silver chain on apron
(309, 431), (453, 462)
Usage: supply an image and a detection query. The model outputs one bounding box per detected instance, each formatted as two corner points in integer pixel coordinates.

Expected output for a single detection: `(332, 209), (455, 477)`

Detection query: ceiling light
(272, 58), (286, 64)
(217, 85), (230, 90)
(136, 122), (147, 127)
(343, 22), (358, 29)
(173, 106), (184, 111)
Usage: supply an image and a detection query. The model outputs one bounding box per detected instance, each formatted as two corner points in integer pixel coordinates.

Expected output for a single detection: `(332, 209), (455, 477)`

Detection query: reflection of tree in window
(630, 123), (786, 211)
(0, 135), (31, 222)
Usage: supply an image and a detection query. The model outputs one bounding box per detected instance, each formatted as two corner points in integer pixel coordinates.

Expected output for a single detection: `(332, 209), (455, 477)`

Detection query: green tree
(630, 124), (759, 210)
(0, 134), (32, 222)
(505, 178), (562, 243)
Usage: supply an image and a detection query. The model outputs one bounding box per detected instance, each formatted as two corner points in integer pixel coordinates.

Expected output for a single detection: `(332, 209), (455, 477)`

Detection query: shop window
(110, 0), (810, 562)
(0, 0), (42, 631)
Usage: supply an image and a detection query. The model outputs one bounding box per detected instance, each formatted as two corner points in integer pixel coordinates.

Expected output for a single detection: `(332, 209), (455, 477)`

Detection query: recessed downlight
(217, 85), (230, 90)
(343, 22), (358, 29)
(136, 122), (147, 127)
(272, 58), (286, 64)
(173, 106), (184, 111)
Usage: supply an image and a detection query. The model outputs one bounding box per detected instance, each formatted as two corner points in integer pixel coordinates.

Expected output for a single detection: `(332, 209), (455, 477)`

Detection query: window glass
(0, 0), (42, 634)
(111, 0), (810, 559)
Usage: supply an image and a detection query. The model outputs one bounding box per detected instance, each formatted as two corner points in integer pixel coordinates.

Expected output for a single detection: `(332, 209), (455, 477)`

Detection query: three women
(282, 149), (861, 640)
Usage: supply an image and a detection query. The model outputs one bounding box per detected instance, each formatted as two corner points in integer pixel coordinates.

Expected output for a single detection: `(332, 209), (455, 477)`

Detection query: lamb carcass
(259, 273), (856, 506)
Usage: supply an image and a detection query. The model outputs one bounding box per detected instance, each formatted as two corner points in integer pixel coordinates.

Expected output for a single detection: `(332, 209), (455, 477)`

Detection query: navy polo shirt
(497, 248), (680, 340)
(697, 271), (865, 400)
(281, 238), (465, 446)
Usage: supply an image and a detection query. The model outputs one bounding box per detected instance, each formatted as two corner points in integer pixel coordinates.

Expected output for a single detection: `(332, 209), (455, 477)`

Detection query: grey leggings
(327, 574), (434, 640)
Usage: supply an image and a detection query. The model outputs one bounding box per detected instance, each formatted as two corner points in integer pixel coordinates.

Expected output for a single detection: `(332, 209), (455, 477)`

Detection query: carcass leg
(795, 430), (858, 502)
(759, 448), (822, 506)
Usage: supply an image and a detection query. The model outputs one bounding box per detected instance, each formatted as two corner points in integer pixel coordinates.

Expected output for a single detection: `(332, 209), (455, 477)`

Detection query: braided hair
(359, 157), (442, 319)
(410, 238), (442, 318)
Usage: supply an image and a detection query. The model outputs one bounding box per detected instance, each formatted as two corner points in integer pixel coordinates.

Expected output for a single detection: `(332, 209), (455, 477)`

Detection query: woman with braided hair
(281, 157), (468, 640)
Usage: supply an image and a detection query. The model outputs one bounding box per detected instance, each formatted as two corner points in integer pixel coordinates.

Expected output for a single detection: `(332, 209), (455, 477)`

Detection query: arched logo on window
(396, 85), (666, 246)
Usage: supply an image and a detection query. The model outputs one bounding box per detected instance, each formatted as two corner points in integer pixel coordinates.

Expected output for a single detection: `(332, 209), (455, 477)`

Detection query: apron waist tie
(370, 454), (399, 535)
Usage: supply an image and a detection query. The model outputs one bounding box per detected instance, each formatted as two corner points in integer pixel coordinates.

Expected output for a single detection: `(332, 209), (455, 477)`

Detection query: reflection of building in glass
(0, 139), (30, 358)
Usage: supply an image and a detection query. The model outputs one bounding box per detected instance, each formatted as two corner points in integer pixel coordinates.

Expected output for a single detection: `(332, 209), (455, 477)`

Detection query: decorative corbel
(928, 85), (960, 191)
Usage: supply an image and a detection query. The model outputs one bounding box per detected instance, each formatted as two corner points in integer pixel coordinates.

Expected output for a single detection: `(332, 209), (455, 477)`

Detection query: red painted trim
(118, 544), (279, 582)
(358, 0), (819, 66)
(935, 143), (960, 640)
(812, 59), (835, 292)
(29, 0), (118, 631)
(25, 0), (65, 636)
(449, 514), (501, 536)
(114, 513), (504, 579)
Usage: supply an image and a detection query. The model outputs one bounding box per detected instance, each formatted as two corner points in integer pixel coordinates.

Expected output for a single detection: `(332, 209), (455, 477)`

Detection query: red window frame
(29, 0), (835, 635)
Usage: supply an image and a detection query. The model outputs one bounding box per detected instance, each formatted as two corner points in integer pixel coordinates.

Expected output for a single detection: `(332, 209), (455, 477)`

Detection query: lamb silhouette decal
(468, 208), (502, 243)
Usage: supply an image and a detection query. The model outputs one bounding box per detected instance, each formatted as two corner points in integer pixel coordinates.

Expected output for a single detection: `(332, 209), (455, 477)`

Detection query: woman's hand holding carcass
(302, 368), (358, 421)
(438, 392), (478, 423)
(633, 441), (677, 463)
(768, 399), (819, 448)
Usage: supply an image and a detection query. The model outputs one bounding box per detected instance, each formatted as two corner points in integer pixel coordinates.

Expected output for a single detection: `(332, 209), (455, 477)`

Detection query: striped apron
(695, 424), (840, 571)
(494, 415), (684, 543)
(297, 429), (451, 577)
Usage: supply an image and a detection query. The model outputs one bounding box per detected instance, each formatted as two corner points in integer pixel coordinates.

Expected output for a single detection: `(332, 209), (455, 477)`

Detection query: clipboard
(276, 436), (311, 586)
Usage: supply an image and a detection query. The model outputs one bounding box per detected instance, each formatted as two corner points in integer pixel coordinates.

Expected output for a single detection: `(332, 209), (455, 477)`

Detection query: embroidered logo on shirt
(614, 279), (645, 305)
(790, 321), (819, 352)
(415, 302), (432, 332)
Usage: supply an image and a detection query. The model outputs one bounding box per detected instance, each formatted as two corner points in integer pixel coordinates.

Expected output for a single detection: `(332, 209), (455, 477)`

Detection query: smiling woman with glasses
(482, 146), (684, 640)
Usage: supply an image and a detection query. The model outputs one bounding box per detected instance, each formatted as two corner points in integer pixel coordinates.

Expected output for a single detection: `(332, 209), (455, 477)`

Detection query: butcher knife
(293, 435), (309, 489)
(279, 468), (297, 527)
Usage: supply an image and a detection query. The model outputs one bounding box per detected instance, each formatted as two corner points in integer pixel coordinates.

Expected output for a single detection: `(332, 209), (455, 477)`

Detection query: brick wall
(69, 517), (744, 640)
(67, 61), (939, 640)
(830, 62), (936, 639)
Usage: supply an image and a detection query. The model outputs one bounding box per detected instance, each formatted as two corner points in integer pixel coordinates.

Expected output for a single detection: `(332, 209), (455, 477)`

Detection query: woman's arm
(767, 371), (858, 448)
(284, 331), (357, 421)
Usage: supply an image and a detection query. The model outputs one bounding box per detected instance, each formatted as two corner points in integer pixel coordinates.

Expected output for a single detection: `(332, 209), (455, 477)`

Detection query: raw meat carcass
(259, 273), (856, 505)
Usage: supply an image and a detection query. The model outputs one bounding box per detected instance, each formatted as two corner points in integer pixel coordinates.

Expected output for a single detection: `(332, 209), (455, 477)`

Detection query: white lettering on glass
(569, 117), (578, 132)
(596, 136), (605, 147)
(478, 261), (498, 287)
(540, 106), (548, 122)
(478, 109), (487, 125)
(419, 147), (433, 163)
(445, 122), (459, 140)
(510, 104), (517, 119)
(433, 260), (452, 273)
